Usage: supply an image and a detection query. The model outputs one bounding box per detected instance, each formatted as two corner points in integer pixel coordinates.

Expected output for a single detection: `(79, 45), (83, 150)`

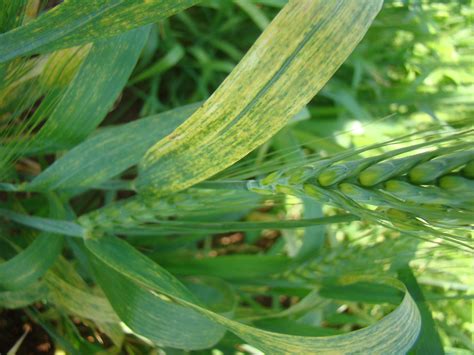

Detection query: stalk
(79, 131), (473, 251)
(247, 133), (474, 248)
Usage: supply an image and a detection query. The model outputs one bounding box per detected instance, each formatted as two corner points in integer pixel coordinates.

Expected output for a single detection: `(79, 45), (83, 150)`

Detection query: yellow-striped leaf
(137, 0), (383, 194)
(0, 0), (201, 63)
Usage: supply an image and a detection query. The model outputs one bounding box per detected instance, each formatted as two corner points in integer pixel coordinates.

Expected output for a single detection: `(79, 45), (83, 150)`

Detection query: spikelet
(248, 130), (474, 249)
(409, 150), (473, 184)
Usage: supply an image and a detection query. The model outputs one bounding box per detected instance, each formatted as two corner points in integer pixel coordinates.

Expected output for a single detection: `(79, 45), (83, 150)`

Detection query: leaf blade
(30, 26), (151, 152)
(398, 265), (445, 355)
(0, 0), (200, 63)
(27, 104), (198, 190)
(85, 234), (421, 354)
(137, 0), (383, 194)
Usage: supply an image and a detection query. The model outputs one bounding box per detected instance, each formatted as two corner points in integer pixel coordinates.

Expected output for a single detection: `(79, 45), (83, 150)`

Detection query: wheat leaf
(156, 254), (293, 280)
(0, 0), (201, 63)
(27, 104), (198, 191)
(0, 0), (28, 33)
(87, 236), (228, 350)
(28, 26), (151, 153)
(0, 282), (48, 309)
(0, 195), (65, 290)
(96, 214), (358, 235)
(0, 208), (85, 237)
(137, 0), (383, 195)
(0, 234), (63, 290)
(85, 234), (421, 353)
(398, 265), (444, 354)
(44, 272), (119, 323)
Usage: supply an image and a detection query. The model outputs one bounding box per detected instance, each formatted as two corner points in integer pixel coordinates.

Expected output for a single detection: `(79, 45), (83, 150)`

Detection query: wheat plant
(0, 0), (472, 354)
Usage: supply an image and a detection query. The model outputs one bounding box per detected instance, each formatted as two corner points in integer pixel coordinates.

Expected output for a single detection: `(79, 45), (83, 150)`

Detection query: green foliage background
(0, 0), (472, 354)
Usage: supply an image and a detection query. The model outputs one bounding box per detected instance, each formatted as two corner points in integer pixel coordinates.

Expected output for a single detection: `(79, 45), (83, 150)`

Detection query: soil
(0, 309), (54, 355)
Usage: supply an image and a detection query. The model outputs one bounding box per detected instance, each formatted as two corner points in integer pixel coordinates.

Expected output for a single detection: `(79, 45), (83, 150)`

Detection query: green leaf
(235, 0), (270, 31)
(27, 103), (199, 191)
(157, 254), (293, 280)
(28, 26), (151, 152)
(0, 208), (85, 237)
(137, 0), (383, 194)
(0, 282), (47, 309)
(183, 276), (236, 316)
(253, 318), (342, 337)
(85, 235), (421, 353)
(319, 280), (404, 305)
(129, 44), (185, 85)
(0, 195), (64, 290)
(296, 197), (326, 260)
(111, 214), (358, 234)
(0, 0), (201, 63)
(45, 272), (119, 323)
(87, 236), (227, 350)
(398, 265), (444, 355)
(0, 0), (27, 33)
(0, 233), (63, 290)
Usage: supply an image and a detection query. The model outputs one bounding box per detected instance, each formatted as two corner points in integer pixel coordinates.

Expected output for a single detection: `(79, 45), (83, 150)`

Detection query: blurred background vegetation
(1, 0), (473, 353)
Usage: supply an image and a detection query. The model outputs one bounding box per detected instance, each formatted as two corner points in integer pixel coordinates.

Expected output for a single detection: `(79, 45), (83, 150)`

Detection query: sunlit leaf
(138, 0), (383, 194)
